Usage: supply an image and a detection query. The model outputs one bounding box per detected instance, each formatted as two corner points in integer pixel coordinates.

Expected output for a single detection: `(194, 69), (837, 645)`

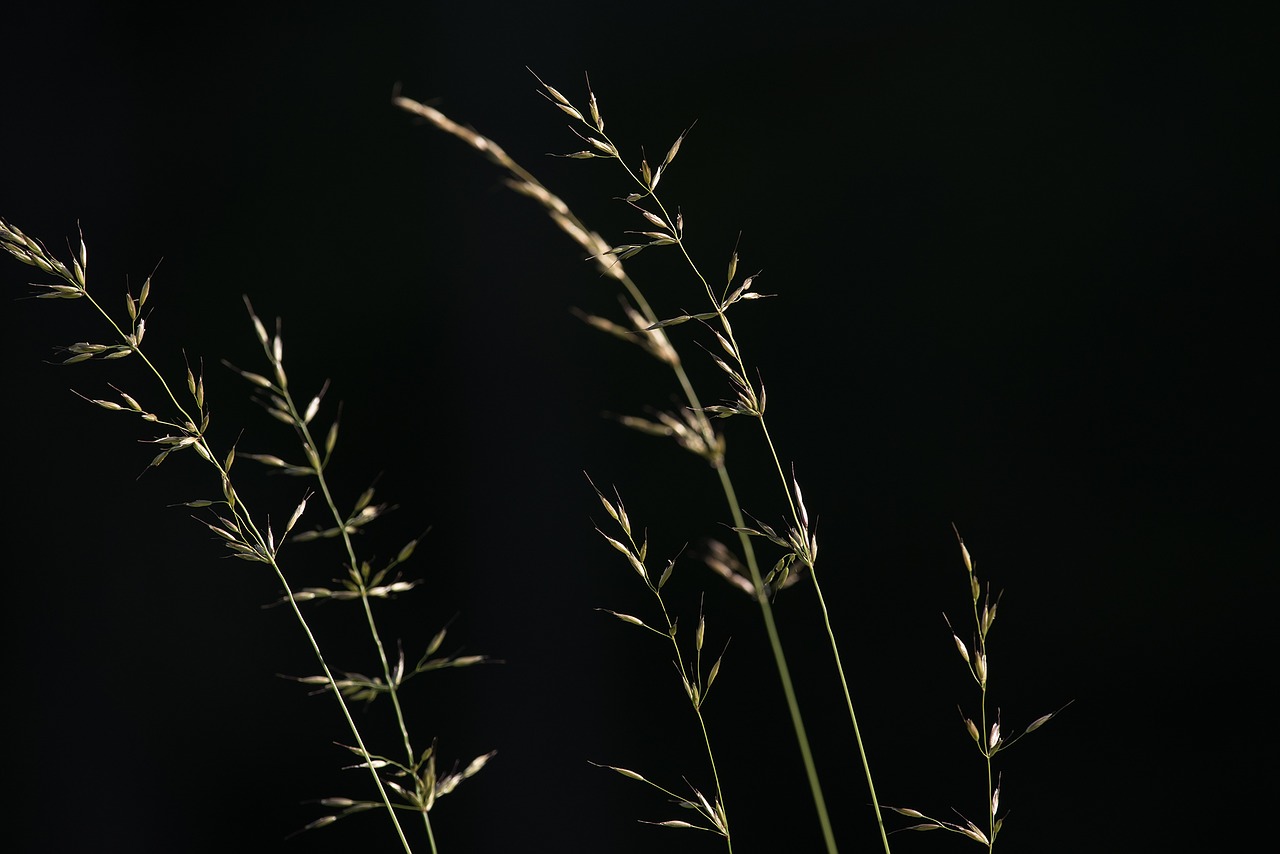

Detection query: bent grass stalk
(396, 74), (890, 853)
(1, 217), (492, 854)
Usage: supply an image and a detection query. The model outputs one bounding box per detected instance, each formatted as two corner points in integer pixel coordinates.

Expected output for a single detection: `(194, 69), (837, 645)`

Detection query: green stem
(696, 711), (734, 853)
(811, 564), (891, 852)
(755, 422), (892, 854)
(973, 592), (995, 853)
(714, 463), (838, 854)
(267, 321), (430, 851)
(628, 519), (733, 847)
(422, 811), (439, 854)
(271, 562), (416, 854)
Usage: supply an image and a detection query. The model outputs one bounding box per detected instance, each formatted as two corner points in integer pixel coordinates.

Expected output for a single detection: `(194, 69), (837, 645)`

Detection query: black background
(4, 2), (1275, 852)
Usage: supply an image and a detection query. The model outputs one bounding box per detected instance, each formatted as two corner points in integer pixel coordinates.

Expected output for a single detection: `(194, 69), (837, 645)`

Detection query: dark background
(4, 2), (1274, 852)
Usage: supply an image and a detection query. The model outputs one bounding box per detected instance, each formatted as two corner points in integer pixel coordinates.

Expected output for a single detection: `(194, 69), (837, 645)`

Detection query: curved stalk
(393, 92), (855, 853)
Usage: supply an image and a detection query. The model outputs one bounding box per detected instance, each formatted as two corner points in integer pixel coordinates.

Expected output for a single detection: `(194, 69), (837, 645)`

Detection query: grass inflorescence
(5, 68), (1064, 853)
(2, 218), (493, 854)
(395, 71), (1065, 853)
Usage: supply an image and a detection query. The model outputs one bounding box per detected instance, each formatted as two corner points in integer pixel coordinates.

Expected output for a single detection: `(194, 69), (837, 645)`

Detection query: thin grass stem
(245, 303), (436, 851)
(592, 481), (733, 846)
(590, 104), (889, 854)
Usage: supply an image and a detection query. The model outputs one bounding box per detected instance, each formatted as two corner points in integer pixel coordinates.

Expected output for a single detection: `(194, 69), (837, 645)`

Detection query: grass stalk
(233, 301), (496, 843)
(885, 529), (1068, 848)
(591, 480), (734, 846)
(236, 298), (440, 850)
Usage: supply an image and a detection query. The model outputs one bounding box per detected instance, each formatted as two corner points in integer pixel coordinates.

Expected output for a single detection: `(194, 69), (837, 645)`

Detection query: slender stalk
(609, 121), (890, 854)
(260, 334), (417, 752)
(970, 577), (995, 854)
(756, 421), (892, 852)
(594, 483), (734, 847)
(712, 463), (838, 853)
(272, 564), (416, 854)
(697, 717), (733, 854)
(657, 596), (734, 851)
(248, 309), (434, 851)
